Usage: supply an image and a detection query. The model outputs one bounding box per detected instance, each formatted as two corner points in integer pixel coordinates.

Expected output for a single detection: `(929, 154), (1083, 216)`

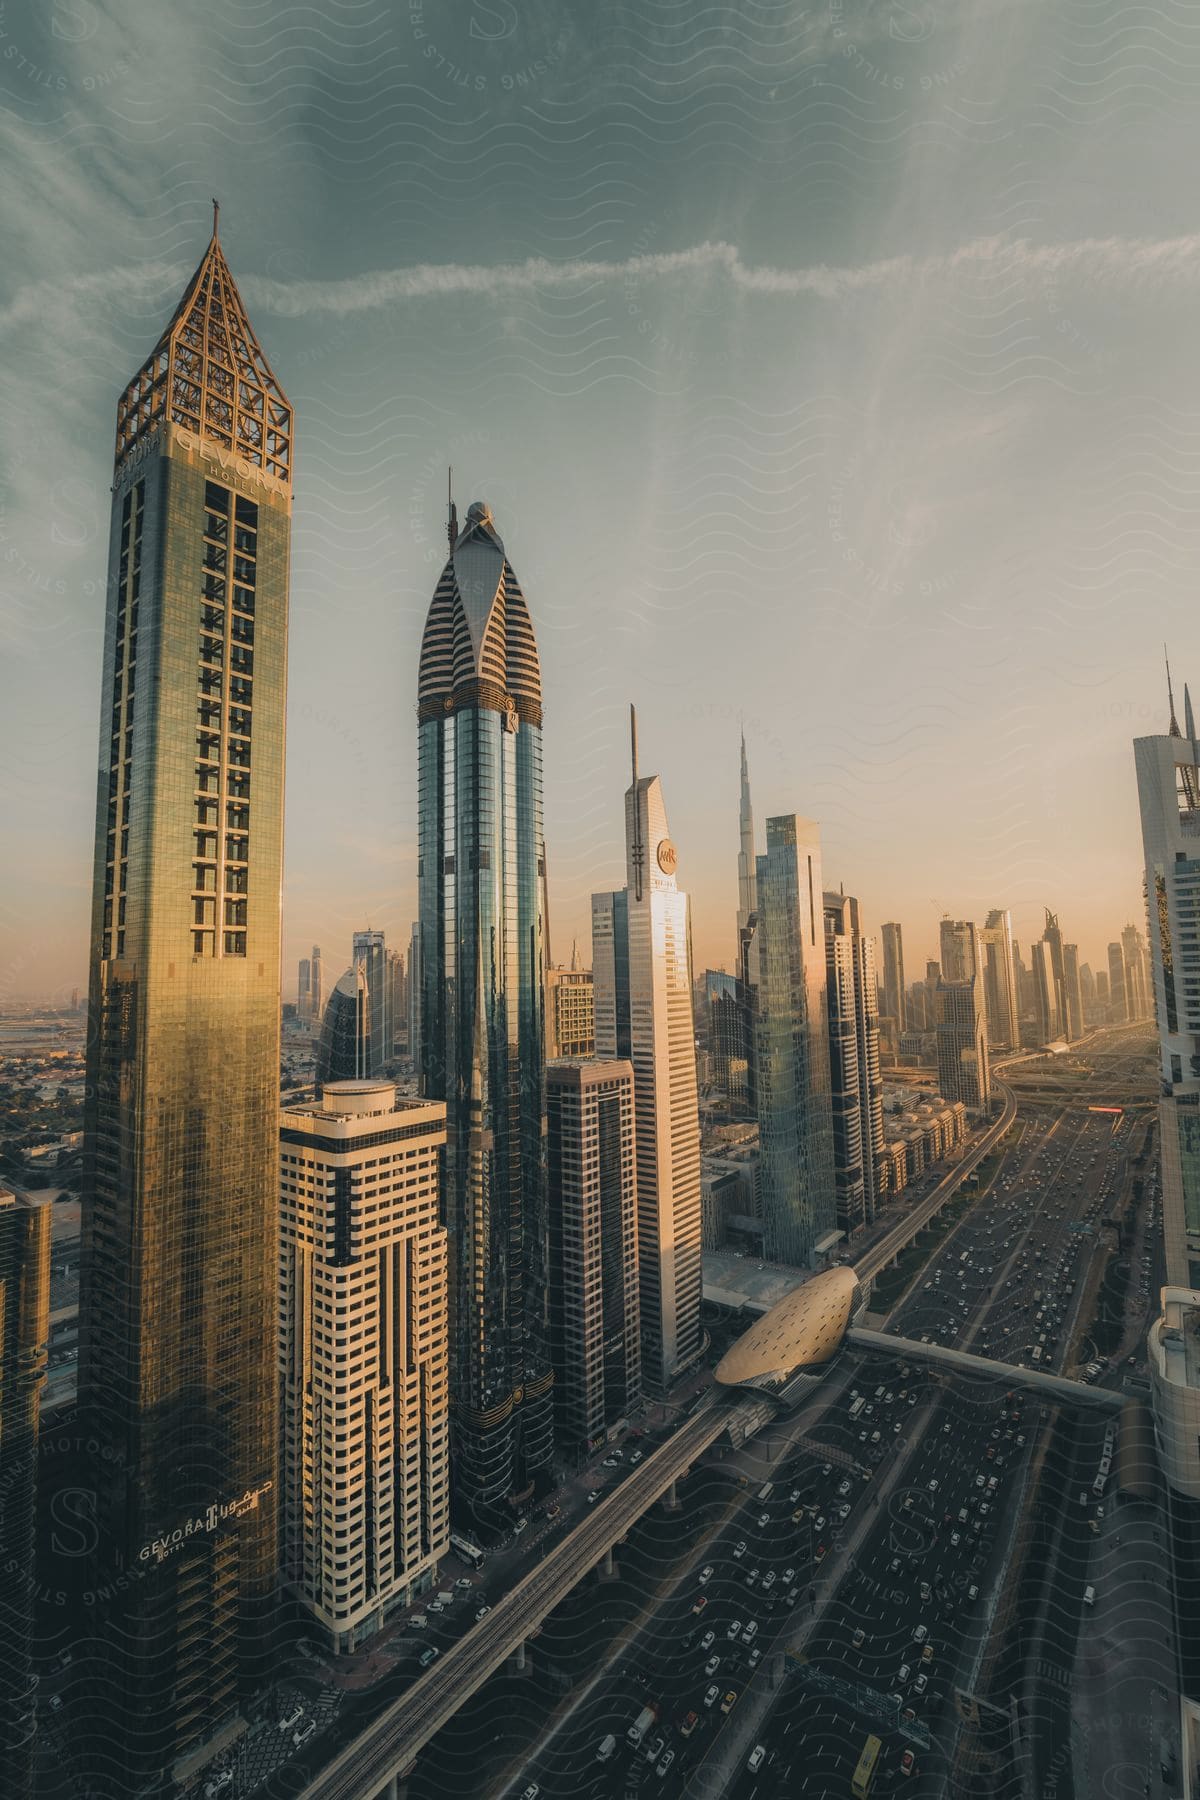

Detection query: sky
(2, 0), (1199, 1004)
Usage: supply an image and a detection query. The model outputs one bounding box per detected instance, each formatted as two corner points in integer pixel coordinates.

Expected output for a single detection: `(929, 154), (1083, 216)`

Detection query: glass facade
(77, 229), (290, 1792)
(0, 1188), (49, 1798)
(754, 815), (837, 1268)
(416, 504), (552, 1533)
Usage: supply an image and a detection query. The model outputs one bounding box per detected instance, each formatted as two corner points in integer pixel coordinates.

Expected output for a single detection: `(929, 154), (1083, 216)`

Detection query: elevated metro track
(853, 1081), (1016, 1286)
(296, 1391), (752, 1800)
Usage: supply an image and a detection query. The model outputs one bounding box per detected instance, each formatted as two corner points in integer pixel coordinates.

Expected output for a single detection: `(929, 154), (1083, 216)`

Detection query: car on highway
(721, 1690), (738, 1714)
(698, 1565), (714, 1585)
(705, 1655), (721, 1676)
(680, 1712), (699, 1739)
(703, 1685), (720, 1709)
(700, 1629), (715, 1650)
(732, 1540), (747, 1560)
(691, 1596), (708, 1616)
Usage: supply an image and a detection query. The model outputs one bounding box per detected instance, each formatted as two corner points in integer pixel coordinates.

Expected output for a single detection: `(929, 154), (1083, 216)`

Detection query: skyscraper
(78, 213), (290, 1789)
(593, 712), (703, 1391)
(1135, 678), (1200, 1285)
(754, 816), (837, 1267)
(737, 729), (758, 940)
(1122, 922), (1151, 1022)
(1062, 943), (1085, 1042)
(387, 946), (406, 1055)
(1031, 938), (1061, 1044)
(546, 962), (596, 1059)
(980, 908), (1020, 1051)
(0, 1185), (49, 1800)
(936, 921), (991, 1110)
(279, 1083), (449, 1652)
(939, 917), (977, 984)
(297, 955), (311, 1019)
(546, 1060), (640, 1460)
(310, 942), (324, 1022)
(407, 920), (421, 1066)
(1041, 909), (1073, 1040)
(824, 893), (884, 1237)
(353, 927), (389, 1074)
(880, 921), (906, 1040)
(417, 498), (552, 1528)
(1108, 941), (1127, 1022)
(315, 964), (371, 1085)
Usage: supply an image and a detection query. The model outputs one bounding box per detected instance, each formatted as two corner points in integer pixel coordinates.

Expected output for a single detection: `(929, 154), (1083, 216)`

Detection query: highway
(294, 1392), (750, 1800)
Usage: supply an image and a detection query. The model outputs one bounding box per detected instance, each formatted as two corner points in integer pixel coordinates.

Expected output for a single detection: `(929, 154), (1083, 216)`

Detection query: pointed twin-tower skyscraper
(416, 495), (554, 1531)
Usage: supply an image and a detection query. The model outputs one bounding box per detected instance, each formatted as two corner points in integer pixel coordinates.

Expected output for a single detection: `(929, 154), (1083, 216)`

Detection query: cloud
(5, 230), (1200, 338)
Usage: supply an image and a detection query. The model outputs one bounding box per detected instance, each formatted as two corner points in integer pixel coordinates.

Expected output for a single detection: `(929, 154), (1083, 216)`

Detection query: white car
(748, 1745), (767, 1773)
(279, 1706), (304, 1732)
(204, 1777), (233, 1800)
(698, 1565), (714, 1585)
(705, 1654), (721, 1676)
(733, 1541), (747, 1560)
(727, 1619), (743, 1640)
(700, 1629), (715, 1650)
(293, 1720), (317, 1747)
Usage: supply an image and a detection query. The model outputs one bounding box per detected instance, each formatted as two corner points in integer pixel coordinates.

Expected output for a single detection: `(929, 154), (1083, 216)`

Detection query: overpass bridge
(847, 1328), (1126, 1413)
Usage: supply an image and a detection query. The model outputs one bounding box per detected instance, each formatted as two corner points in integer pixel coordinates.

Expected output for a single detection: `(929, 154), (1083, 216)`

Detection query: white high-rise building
(592, 710), (703, 1393)
(279, 1082), (449, 1652)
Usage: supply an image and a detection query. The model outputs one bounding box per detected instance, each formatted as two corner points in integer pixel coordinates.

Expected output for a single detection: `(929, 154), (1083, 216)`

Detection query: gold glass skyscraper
(77, 215), (292, 1791)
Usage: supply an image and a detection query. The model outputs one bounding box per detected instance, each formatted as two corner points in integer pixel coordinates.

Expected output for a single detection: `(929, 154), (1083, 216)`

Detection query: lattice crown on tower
(115, 216), (292, 484)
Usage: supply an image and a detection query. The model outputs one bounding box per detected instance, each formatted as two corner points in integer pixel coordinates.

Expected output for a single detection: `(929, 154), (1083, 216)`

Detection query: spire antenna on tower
(1167, 643), (1182, 737)
(447, 466), (458, 556)
(630, 703), (644, 902)
(212, 197), (220, 238)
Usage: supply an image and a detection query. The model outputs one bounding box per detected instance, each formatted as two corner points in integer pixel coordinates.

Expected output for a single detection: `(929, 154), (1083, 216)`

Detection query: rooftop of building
(281, 1084), (445, 1129)
(1151, 1286), (1200, 1390)
(703, 1248), (825, 1316)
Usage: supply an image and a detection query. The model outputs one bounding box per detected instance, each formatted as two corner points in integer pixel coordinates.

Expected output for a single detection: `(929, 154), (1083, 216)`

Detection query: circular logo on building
(504, 699), (519, 734)
(657, 839), (677, 875)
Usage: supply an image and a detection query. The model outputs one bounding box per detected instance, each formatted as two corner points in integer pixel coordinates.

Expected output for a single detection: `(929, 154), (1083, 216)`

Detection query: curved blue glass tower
(417, 500), (552, 1532)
